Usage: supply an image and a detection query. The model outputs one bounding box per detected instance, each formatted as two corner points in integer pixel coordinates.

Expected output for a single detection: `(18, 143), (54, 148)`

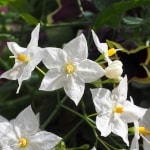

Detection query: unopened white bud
(105, 60), (123, 79)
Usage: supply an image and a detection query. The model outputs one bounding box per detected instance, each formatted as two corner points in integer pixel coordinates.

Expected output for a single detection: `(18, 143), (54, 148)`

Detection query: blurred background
(0, 0), (150, 149)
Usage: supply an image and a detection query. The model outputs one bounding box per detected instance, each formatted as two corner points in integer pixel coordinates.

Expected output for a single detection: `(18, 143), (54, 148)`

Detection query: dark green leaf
(93, 0), (150, 30)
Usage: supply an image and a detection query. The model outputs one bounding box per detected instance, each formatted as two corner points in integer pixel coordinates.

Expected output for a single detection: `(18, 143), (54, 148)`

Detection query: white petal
(0, 122), (17, 146)
(63, 34), (88, 61)
(96, 114), (112, 137)
(112, 75), (128, 102)
(28, 47), (42, 69)
(76, 59), (104, 83)
(121, 101), (147, 123)
(91, 30), (108, 53)
(130, 121), (140, 150)
(16, 64), (34, 93)
(13, 105), (39, 135)
(30, 131), (61, 150)
(40, 47), (66, 69)
(0, 116), (8, 122)
(130, 135), (139, 150)
(39, 69), (66, 91)
(90, 88), (112, 113)
(0, 63), (25, 80)
(91, 147), (97, 150)
(112, 118), (129, 146)
(143, 137), (150, 150)
(64, 74), (85, 105)
(7, 42), (26, 56)
(105, 60), (123, 79)
(28, 23), (40, 47)
(141, 108), (150, 130)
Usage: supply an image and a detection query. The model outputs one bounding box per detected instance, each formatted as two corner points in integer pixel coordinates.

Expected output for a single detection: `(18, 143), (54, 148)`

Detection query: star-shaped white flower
(39, 34), (105, 105)
(0, 105), (61, 150)
(131, 109), (150, 150)
(0, 23), (42, 93)
(91, 30), (117, 65)
(91, 76), (146, 146)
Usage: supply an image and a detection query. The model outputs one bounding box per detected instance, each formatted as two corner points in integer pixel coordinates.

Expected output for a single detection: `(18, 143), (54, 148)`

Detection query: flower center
(18, 138), (28, 147)
(113, 105), (124, 113)
(17, 54), (30, 63)
(139, 126), (150, 136)
(107, 48), (116, 57)
(64, 63), (75, 74)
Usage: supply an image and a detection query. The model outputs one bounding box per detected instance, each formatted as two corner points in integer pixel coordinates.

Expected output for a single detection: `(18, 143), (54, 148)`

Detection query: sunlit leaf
(21, 13), (39, 25)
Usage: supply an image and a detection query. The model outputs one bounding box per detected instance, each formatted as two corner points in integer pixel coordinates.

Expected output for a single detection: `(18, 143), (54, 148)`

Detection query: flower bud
(105, 60), (123, 79)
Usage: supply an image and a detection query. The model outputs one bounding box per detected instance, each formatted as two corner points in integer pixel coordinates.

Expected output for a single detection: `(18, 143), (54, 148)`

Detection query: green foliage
(93, 0), (150, 30)
(94, 0), (120, 10)
(21, 13), (39, 25)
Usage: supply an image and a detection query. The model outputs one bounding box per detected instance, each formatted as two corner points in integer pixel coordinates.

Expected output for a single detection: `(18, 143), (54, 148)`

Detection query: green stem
(88, 113), (98, 118)
(35, 66), (46, 76)
(44, 21), (90, 28)
(93, 128), (116, 150)
(40, 95), (67, 129)
(63, 120), (84, 141)
(61, 104), (85, 120)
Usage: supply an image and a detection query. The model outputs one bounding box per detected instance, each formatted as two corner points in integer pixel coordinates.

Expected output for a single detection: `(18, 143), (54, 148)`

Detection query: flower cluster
(0, 23), (149, 150)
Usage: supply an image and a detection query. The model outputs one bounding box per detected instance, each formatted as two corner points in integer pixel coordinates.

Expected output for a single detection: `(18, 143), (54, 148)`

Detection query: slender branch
(40, 95), (68, 129)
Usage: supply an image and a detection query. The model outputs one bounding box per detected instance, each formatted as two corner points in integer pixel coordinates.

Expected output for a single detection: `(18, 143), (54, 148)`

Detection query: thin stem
(40, 95), (68, 129)
(63, 120), (84, 141)
(88, 113), (98, 118)
(35, 66), (46, 76)
(44, 21), (90, 28)
(92, 128), (116, 150)
(61, 104), (85, 120)
(40, 0), (47, 22)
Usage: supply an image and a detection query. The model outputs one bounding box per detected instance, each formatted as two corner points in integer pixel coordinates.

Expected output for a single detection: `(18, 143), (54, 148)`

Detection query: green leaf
(94, 0), (120, 10)
(93, 0), (150, 30)
(21, 13), (39, 25)
(9, 0), (29, 13)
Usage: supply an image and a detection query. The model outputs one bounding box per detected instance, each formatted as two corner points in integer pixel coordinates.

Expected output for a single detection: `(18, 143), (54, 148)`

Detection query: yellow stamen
(17, 54), (29, 63)
(18, 138), (28, 147)
(107, 48), (116, 57)
(113, 105), (124, 113)
(64, 63), (75, 74)
(139, 126), (150, 136)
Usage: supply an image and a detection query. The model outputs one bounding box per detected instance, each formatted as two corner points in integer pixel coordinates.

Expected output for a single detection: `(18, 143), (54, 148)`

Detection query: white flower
(90, 76), (146, 146)
(0, 23), (42, 93)
(39, 34), (105, 105)
(131, 109), (150, 150)
(105, 60), (123, 79)
(0, 105), (61, 150)
(91, 30), (117, 65)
